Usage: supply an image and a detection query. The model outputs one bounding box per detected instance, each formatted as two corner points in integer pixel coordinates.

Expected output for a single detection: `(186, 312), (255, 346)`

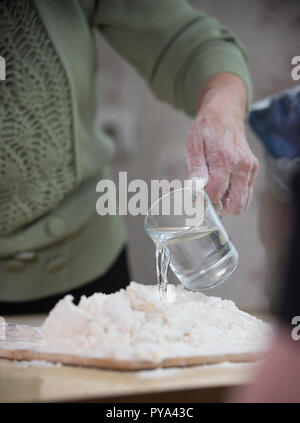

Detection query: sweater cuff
(181, 43), (252, 117)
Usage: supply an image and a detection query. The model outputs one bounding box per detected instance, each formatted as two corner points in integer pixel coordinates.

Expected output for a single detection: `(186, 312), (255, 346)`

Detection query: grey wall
(94, 0), (300, 311)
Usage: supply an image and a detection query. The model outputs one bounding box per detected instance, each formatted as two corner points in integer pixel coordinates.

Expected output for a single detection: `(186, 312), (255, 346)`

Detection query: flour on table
(137, 361), (256, 378)
(13, 360), (62, 368)
(42, 282), (273, 362)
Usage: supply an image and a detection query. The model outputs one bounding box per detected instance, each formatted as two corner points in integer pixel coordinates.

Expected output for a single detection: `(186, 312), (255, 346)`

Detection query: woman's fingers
(222, 160), (253, 215)
(186, 136), (209, 185)
(185, 110), (259, 216)
(204, 146), (232, 204)
(205, 167), (231, 205)
(245, 159), (259, 208)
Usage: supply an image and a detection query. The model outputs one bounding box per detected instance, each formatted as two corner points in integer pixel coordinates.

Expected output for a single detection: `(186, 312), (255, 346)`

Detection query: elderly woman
(0, 0), (258, 313)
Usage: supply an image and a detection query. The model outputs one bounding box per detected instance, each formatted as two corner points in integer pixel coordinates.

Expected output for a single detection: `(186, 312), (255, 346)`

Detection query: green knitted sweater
(0, 0), (251, 301)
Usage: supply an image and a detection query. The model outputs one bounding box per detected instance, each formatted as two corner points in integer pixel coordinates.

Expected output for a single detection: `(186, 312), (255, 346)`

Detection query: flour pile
(42, 282), (272, 362)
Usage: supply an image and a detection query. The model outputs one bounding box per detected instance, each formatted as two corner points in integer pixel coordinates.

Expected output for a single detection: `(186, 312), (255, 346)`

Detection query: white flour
(42, 282), (272, 362)
(137, 362), (256, 378)
(13, 360), (62, 368)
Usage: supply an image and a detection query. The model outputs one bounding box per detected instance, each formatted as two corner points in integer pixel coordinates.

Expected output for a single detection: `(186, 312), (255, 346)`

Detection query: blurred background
(94, 0), (300, 312)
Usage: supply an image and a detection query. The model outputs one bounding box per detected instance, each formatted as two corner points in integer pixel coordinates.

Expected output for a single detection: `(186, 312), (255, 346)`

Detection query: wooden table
(0, 315), (258, 403)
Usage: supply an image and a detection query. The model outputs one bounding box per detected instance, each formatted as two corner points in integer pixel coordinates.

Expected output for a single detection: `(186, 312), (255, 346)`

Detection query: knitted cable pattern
(0, 0), (76, 236)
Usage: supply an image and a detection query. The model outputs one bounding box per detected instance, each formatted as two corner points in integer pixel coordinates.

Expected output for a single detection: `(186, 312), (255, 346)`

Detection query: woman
(0, 0), (258, 313)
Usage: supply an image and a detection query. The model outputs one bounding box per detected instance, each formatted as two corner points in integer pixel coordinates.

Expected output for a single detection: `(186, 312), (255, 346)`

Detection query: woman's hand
(185, 73), (259, 215)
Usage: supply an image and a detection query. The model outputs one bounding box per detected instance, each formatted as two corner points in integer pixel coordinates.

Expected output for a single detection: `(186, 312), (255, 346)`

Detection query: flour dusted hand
(185, 73), (259, 215)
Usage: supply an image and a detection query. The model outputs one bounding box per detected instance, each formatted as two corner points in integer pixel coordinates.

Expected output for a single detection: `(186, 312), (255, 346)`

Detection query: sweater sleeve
(94, 0), (252, 117)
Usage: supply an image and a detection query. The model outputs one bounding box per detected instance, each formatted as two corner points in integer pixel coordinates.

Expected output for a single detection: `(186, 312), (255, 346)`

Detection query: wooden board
(0, 357), (258, 403)
(0, 344), (263, 370)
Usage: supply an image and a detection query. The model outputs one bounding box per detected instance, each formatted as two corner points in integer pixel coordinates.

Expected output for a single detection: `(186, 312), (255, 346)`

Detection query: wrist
(197, 73), (248, 121)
